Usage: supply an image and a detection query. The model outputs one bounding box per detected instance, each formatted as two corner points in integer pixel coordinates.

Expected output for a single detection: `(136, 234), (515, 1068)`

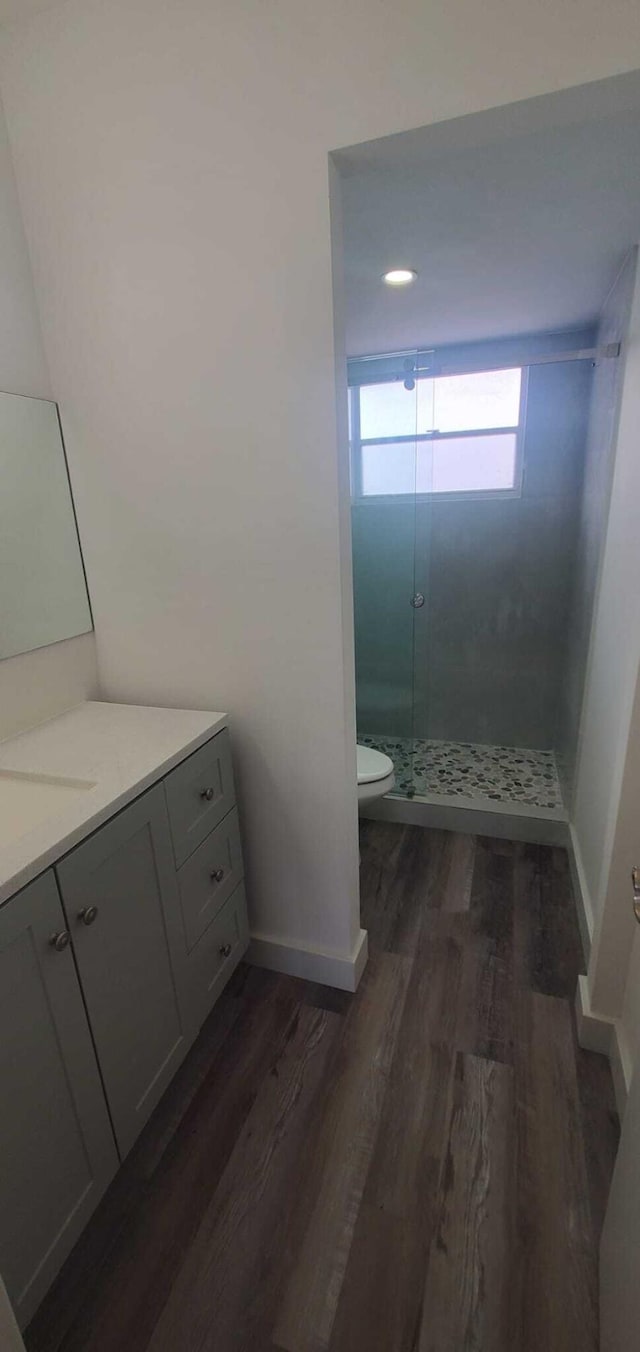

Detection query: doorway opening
(332, 75), (640, 827)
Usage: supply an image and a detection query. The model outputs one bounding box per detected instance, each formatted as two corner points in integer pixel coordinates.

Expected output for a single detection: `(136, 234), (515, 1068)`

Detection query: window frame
(350, 366), (529, 505)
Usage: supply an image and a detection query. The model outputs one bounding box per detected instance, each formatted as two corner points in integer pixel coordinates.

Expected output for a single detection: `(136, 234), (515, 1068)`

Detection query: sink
(0, 770), (95, 850)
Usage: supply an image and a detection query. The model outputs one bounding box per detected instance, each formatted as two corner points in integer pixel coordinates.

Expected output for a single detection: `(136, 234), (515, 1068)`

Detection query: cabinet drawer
(177, 807), (244, 952)
(165, 729), (235, 866)
(183, 883), (249, 1032)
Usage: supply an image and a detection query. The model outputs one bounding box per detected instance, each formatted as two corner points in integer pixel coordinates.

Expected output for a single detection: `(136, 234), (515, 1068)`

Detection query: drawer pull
(78, 905), (99, 927)
(200, 786), (215, 802)
(210, 867), (225, 884)
(49, 930), (70, 952)
(219, 943), (232, 958)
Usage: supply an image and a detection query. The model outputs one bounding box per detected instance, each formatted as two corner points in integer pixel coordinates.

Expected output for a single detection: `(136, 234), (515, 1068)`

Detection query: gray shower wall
(352, 330), (594, 749)
(558, 247), (638, 805)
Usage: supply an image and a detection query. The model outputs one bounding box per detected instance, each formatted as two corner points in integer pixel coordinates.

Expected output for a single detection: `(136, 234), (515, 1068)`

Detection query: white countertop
(0, 701), (227, 906)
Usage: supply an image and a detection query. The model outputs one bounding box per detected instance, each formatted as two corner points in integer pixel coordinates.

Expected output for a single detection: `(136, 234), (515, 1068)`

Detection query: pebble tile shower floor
(359, 734), (565, 811)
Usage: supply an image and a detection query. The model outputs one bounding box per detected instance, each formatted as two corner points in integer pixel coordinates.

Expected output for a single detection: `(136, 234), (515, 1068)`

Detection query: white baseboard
(362, 793), (569, 846)
(567, 826), (594, 965)
(247, 926), (368, 993)
(575, 974), (614, 1054)
(575, 973), (630, 1118)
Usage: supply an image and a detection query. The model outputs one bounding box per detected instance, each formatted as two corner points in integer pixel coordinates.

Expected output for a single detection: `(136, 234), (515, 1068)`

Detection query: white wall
(0, 87), (48, 399)
(578, 662), (640, 1110)
(559, 249), (637, 807)
(2, 1), (640, 967)
(617, 927), (640, 1093)
(0, 89), (97, 741)
(565, 252), (640, 1096)
(0, 632), (97, 741)
(589, 657), (640, 1018)
(570, 258), (640, 989)
(572, 253), (640, 937)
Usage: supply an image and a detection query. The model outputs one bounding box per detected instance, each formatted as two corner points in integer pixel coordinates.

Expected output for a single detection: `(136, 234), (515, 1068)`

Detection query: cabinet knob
(210, 867), (225, 884)
(200, 786), (215, 802)
(78, 905), (99, 927)
(49, 930), (70, 952)
(219, 943), (232, 958)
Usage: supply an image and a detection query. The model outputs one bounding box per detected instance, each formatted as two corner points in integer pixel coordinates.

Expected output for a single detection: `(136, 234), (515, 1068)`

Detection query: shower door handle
(411, 593), (425, 608)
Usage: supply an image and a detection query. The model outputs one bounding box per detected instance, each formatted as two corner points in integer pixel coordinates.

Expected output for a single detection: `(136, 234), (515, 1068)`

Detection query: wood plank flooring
(26, 824), (619, 1352)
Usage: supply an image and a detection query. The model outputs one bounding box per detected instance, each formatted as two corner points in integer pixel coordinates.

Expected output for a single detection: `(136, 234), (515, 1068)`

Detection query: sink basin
(0, 770), (95, 851)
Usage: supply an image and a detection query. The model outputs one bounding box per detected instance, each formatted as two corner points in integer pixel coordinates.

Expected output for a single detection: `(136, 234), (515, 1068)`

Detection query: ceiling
(336, 72), (640, 357)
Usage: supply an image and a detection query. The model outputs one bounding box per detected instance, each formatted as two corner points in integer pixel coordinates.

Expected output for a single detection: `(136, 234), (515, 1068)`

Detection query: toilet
(356, 744), (395, 808)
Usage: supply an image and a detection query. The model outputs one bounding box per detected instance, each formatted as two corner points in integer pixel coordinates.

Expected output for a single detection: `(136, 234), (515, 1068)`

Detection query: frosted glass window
(359, 379), (436, 438)
(416, 433), (517, 494)
(359, 382), (418, 439)
(358, 368), (519, 440)
(361, 433), (517, 496)
(416, 379), (436, 433)
(433, 368), (521, 432)
(361, 441), (418, 496)
(352, 363), (523, 499)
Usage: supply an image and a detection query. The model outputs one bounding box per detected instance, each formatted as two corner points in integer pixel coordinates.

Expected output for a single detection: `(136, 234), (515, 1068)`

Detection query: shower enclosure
(349, 339), (596, 817)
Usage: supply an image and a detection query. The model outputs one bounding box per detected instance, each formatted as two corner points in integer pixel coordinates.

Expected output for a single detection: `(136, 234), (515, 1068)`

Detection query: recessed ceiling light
(383, 268), (417, 286)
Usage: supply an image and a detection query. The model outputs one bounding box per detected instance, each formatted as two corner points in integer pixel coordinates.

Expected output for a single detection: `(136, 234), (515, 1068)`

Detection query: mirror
(0, 391), (92, 661)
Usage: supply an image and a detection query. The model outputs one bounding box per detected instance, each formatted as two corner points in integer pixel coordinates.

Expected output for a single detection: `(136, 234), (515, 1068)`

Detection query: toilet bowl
(357, 744), (395, 807)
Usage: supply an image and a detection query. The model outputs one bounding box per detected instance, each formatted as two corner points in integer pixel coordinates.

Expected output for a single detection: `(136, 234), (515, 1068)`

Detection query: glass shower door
(408, 370), (434, 795)
(350, 352), (422, 795)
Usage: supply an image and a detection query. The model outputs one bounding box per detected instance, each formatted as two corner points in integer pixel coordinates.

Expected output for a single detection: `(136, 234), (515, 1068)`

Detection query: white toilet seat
(357, 745), (394, 784)
(356, 745), (395, 804)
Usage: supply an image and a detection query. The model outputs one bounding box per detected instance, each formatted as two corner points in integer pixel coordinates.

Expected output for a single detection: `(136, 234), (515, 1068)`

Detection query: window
(351, 365), (525, 500)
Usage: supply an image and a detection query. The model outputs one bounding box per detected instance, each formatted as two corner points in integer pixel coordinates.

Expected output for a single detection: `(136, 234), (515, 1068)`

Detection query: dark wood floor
(26, 823), (619, 1352)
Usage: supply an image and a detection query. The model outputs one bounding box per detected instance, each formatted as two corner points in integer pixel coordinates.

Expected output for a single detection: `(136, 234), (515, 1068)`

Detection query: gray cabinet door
(56, 785), (191, 1159)
(0, 871), (117, 1329)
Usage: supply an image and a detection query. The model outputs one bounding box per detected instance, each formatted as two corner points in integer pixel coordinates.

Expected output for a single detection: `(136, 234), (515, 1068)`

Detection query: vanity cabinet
(55, 784), (191, 1159)
(0, 716), (249, 1329)
(0, 871), (118, 1328)
(54, 728), (249, 1158)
